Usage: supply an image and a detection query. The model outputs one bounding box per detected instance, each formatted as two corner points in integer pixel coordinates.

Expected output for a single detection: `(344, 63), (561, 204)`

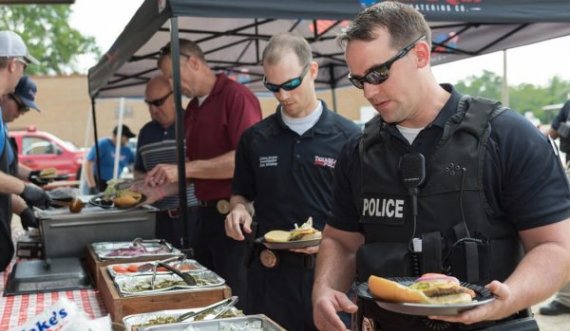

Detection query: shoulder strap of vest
(440, 95), (506, 144)
(360, 115), (386, 155)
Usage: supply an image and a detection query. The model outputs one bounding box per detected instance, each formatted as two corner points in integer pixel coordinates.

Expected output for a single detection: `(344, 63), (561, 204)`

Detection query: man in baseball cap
(1, 76), (40, 124)
(0, 31), (38, 96)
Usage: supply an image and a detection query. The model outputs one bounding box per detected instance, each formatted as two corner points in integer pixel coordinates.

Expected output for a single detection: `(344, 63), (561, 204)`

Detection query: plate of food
(357, 273), (495, 316)
(261, 217), (322, 250)
(88, 190), (146, 210)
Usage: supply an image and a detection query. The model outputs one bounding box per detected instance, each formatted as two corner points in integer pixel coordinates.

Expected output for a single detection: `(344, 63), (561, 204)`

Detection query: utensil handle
(48, 217), (147, 227)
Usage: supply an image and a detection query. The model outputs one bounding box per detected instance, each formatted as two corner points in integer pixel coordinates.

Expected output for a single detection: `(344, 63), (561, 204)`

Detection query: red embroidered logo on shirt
(314, 156), (336, 169)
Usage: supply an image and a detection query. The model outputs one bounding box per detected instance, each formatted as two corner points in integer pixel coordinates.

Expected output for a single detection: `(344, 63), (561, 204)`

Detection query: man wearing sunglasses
(84, 124), (136, 193)
(144, 38), (262, 308)
(0, 31), (49, 272)
(132, 75), (199, 249)
(224, 32), (359, 331)
(0, 76), (45, 232)
(312, 2), (570, 331)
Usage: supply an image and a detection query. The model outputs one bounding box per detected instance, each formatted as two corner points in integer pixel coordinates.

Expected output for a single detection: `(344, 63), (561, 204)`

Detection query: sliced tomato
(127, 264), (139, 273)
(112, 265), (128, 273)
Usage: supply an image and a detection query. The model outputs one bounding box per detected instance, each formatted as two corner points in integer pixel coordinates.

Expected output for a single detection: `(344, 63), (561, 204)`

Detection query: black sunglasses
(263, 64), (310, 93)
(145, 91), (173, 107)
(348, 35), (425, 89)
(159, 45), (192, 59)
(8, 93), (30, 113)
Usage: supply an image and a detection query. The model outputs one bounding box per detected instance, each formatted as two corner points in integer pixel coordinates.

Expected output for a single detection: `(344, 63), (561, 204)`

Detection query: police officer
(224, 32), (359, 331)
(312, 3), (570, 331)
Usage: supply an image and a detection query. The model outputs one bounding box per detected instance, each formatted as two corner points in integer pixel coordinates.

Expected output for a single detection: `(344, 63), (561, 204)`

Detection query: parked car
(9, 127), (86, 180)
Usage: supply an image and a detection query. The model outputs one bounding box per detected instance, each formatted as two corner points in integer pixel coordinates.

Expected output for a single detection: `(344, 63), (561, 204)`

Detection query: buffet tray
(92, 241), (181, 260)
(135, 314), (286, 331)
(123, 305), (243, 330)
(98, 265), (231, 323)
(115, 271), (225, 297)
(107, 259), (205, 278)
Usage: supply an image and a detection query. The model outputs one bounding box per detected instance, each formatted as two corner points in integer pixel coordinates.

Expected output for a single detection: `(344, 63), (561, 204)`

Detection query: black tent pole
(169, 16), (190, 250)
(328, 65), (338, 112)
(90, 97), (102, 190)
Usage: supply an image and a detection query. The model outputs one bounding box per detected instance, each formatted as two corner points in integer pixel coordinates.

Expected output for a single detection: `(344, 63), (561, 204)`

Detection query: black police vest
(357, 96), (523, 285)
(0, 132), (15, 271)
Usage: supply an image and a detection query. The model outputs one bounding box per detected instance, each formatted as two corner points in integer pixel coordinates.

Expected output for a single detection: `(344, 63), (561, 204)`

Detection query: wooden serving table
(98, 265), (231, 322)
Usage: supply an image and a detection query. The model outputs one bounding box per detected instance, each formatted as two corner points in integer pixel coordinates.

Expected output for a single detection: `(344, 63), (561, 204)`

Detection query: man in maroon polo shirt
(145, 39), (262, 307)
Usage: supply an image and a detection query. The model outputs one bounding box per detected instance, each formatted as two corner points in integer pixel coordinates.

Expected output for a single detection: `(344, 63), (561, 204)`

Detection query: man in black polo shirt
(134, 75), (199, 248)
(224, 33), (360, 331)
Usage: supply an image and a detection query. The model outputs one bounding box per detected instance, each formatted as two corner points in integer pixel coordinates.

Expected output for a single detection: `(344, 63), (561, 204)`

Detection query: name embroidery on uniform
(314, 156), (336, 168)
(259, 156), (278, 167)
(362, 198), (405, 219)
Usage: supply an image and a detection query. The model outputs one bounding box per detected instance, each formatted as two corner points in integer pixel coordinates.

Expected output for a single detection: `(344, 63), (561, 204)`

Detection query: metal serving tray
(92, 241), (181, 260)
(135, 315), (286, 331)
(115, 270), (225, 297)
(123, 306), (243, 330)
(37, 204), (157, 258)
(107, 259), (205, 278)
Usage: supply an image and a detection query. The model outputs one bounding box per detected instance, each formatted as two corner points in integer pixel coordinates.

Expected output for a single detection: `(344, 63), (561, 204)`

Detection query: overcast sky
(69, 0), (570, 87)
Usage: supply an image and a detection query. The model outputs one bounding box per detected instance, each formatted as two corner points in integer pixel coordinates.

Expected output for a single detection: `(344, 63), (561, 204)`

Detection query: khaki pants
(555, 282), (570, 307)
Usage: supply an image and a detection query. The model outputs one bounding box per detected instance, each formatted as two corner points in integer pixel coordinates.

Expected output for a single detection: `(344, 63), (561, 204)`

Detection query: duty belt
(198, 199), (230, 214)
(258, 249), (315, 269)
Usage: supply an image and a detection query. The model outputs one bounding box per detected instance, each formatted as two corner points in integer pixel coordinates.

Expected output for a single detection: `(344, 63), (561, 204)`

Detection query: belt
(257, 249), (315, 269)
(198, 199), (230, 214)
(159, 206), (199, 219)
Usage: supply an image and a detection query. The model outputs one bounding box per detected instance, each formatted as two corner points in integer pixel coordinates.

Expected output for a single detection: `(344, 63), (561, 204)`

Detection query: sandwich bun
(264, 230), (291, 243)
(113, 190), (142, 208)
(39, 167), (57, 178)
(368, 273), (475, 305)
(368, 275), (430, 303)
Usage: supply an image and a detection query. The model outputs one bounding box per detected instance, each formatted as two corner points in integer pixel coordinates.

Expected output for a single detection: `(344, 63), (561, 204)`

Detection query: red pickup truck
(9, 127), (85, 180)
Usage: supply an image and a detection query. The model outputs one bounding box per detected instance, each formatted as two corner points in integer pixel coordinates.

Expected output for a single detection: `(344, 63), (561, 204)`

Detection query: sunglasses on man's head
(8, 93), (30, 113)
(348, 35), (425, 89)
(159, 45), (192, 59)
(145, 91), (173, 108)
(263, 64), (310, 93)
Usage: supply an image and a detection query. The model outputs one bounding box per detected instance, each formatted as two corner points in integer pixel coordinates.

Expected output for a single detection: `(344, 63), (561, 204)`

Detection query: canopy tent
(88, 0), (570, 99)
(86, 0), (570, 249)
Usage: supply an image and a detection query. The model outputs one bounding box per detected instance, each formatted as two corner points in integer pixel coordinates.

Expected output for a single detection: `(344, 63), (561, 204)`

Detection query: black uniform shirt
(232, 101), (360, 235)
(329, 84), (570, 233)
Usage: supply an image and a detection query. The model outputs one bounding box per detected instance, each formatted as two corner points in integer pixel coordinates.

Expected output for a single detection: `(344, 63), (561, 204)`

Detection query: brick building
(11, 75), (369, 148)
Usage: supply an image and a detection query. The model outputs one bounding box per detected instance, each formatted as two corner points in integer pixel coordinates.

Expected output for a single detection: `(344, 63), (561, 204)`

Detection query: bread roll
(264, 230), (292, 243)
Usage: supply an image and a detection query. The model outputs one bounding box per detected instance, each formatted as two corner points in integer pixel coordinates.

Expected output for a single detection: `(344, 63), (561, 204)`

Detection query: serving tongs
(175, 296), (239, 323)
(148, 255), (187, 290)
(132, 238), (174, 253)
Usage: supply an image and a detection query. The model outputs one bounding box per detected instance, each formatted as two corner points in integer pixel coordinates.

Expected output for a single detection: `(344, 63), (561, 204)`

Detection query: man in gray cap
(0, 30), (38, 96)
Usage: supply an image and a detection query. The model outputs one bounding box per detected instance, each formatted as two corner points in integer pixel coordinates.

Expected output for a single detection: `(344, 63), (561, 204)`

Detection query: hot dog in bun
(264, 217), (322, 243)
(368, 273), (476, 304)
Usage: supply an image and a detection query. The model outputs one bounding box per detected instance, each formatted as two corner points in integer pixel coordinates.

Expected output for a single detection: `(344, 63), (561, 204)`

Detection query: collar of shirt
(280, 101), (323, 135)
(271, 100), (337, 137)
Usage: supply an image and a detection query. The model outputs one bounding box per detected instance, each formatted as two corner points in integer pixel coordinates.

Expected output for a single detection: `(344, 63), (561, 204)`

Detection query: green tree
(455, 71), (570, 124)
(0, 5), (100, 75)
(454, 70), (502, 101)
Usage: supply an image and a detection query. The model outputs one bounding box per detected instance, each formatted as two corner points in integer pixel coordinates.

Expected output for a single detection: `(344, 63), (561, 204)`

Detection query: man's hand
(313, 288), (357, 331)
(429, 280), (512, 324)
(145, 164), (178, 187)
(20, 184), (50, 209)
(20, 207), (38, 230)
(224, 204), (252, 241)
(290, 244), (319, 255)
